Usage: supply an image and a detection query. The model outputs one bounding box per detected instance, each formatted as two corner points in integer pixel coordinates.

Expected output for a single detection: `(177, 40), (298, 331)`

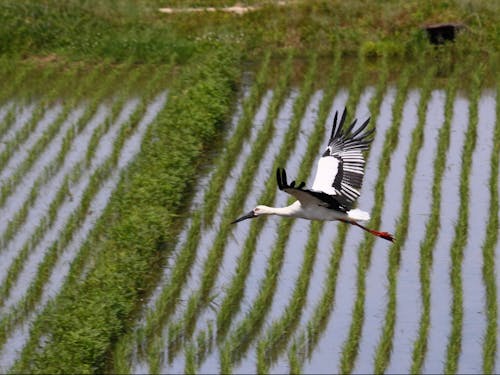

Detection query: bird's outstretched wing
(276, 167), (345, 211)
(311, 107), (374, 210)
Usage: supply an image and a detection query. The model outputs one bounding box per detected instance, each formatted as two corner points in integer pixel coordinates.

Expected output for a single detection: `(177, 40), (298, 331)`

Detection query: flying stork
(232, 108), (394, 242)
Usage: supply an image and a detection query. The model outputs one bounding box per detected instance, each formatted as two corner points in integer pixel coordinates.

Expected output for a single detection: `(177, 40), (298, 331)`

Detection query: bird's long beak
(231, 210), (256, 224)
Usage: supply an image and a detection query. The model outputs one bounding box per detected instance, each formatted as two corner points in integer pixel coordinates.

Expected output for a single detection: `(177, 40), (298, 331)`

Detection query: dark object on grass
(424, 23), (465, 44)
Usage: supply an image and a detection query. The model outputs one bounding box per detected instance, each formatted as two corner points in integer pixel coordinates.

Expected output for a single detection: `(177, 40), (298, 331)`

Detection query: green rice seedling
(480, 71), (499, 374)
(146, 53), (293, 373)
(0, 104), (18, 139)
(373, 64), (436, 374)
(410, 60), (459, 374)
(184, 342), (197, 375)
(443, 64), (482, 375)
(288, 60), (414, 373)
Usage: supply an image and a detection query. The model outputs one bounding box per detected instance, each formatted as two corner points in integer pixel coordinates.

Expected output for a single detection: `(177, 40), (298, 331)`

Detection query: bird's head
(231, 205), (271, 224)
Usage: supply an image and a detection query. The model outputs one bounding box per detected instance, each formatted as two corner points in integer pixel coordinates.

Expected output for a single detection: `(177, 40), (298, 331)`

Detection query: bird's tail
(347, 208), (370, 222)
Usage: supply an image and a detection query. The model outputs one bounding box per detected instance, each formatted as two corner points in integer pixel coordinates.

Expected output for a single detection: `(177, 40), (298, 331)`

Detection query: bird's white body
(255, 202), (370, 222)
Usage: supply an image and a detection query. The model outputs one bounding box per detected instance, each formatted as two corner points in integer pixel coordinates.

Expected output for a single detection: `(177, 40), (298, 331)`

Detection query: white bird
(232, 108), (394, 242)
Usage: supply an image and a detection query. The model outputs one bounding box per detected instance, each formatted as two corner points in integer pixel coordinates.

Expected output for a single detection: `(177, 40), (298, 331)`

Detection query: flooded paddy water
(0, 61), (499, 374)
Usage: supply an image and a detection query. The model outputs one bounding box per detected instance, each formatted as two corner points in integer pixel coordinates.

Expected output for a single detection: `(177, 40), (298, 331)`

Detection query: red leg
(341, 219), (394, 242)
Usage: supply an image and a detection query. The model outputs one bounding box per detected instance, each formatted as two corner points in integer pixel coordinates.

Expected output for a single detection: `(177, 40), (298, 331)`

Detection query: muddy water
(352, 89), (421, 373)
(458, 92), (495, 374)
(387, 90), (446, 372)
(423, 96), (469, 373)
(0, 93), (167, 371)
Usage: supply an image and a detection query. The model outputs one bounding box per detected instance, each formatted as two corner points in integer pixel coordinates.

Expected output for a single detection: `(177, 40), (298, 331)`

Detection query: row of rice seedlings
(0, 65), (114, 258)
(253, 52), (346, 373)
(219, 51), (368, 374)
(0, 61), (39, 105)
(0, 62), (108, 209)
(123, 56), (271, 373)
(372, 64), (437, 374)
(0, 62), (39, 138)
(480, 72), (500, 374)
(2, 83), (168, 369)
(443, 64), (482, 374)
(0, 65), (146, 308)
(0, 104), (18, 141)
(147, 54), (294, 373)
(287, 61), (415, 373)
(409, 61), (459, 373)
(0, 63), (86, 246)
(0, 66), (63, 177)
(335, 53), (390, 374)
(202, 51), (271, 225)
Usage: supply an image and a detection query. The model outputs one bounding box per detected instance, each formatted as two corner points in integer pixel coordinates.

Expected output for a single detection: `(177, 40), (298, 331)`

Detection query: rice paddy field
(0, 0), (499, 373)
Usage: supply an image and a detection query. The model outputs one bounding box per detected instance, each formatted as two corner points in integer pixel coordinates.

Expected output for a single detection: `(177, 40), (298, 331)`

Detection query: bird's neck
(261, 202), (300, 217)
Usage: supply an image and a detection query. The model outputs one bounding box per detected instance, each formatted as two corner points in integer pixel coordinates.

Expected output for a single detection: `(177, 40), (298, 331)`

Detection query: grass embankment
(480, 69), (500, 374)
(11, 47), (240, 374)
(443, 63), (482, 374)
(2, 1), (500, 63)
(410, 58), (459, 373)
(148, 53), (294, 373)
(287, 58), (414, 374)
(373, 62), (436, 373)
(336, 54), (390, 374)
